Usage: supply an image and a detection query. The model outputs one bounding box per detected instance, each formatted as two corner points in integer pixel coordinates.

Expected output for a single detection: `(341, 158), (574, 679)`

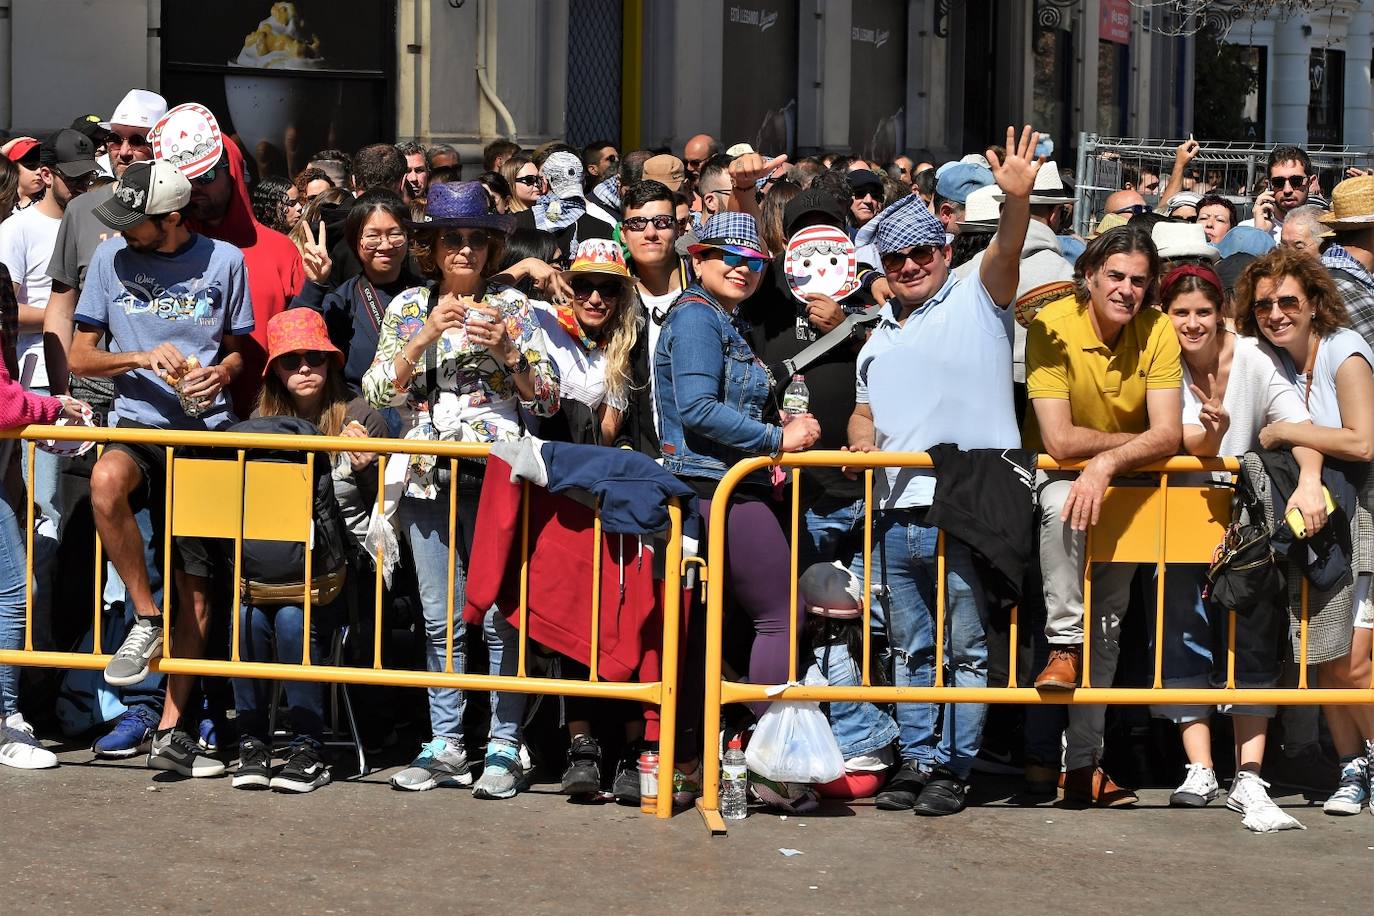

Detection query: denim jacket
(809, 638), (899, 760)
(654, 285), (783, 481)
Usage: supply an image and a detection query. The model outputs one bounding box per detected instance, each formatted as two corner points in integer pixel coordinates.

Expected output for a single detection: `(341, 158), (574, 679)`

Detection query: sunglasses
(1113, 204), (1148, 216)
(62, 171), (100, 191)
(852, 188), (880, 201)
(1252, 295), (1304, 317)
(880, 245), (941, 272)
(109, 133), (149, 150)
(193, 166), (223, 187)
(705, 251), (766, 272)
(439, 230), (490, 250)
(622, 215), (676, 232)
(277, 350), (330, 371)
(1269, 175), (1308, 190)
(513, 175), (542, 187)
(604, 154), (620, 165)
(570, 277), (624, 301)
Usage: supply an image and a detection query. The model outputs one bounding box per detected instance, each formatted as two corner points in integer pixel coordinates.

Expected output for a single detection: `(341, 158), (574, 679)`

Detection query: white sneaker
(1169, 762), (1218, 807)
(1228, 771), (1305, 832)
(0, 713), (59, 769)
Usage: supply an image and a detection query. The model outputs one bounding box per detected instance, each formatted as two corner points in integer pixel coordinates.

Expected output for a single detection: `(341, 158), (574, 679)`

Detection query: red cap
(1, 137), (40, 163)
(727, 736), (743, 750)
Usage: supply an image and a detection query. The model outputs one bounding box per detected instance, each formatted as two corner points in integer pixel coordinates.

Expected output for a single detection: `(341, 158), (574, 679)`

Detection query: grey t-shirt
(74, 234), (255, 430)
(46, 183), (115, 290)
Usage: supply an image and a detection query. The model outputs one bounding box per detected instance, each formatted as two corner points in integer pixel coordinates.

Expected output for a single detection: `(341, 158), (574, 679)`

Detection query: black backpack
(227, 416), (351, 606)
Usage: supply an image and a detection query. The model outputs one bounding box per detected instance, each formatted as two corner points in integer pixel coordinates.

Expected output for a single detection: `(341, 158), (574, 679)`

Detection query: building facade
(0, 0), (1203, 176)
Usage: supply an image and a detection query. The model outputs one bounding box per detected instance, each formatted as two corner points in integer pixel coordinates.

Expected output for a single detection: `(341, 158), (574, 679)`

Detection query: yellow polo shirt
(1022, 295), (1182, 451)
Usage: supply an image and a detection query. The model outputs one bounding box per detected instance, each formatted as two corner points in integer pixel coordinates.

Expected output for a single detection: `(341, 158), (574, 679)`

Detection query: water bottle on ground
(781, 374), (810, 422)
(721, 735), (748, 820)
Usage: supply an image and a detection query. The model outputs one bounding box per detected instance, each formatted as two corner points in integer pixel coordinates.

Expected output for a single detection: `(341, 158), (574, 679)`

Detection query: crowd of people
(0, 87), (1371, 833)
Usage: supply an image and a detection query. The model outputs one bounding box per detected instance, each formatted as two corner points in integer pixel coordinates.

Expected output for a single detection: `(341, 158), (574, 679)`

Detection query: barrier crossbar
(0, 425), (683, 819)
(696, 451), (1374, 834)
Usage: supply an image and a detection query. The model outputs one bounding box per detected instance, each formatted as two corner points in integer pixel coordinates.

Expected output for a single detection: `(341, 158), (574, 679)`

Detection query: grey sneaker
(148, 728), (225, 778)
(472, 740), (526, 800)
(389, 738), (472, 791)
(1169, 763), (1219, 807)
(104, 617), (163, 687)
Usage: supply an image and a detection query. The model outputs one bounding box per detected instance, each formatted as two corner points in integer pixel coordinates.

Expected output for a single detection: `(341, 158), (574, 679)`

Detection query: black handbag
(1205, 465), (1284, 614)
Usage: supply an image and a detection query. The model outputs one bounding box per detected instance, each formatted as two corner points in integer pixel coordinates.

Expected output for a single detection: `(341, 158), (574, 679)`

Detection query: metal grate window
(565, 0), (623, 147)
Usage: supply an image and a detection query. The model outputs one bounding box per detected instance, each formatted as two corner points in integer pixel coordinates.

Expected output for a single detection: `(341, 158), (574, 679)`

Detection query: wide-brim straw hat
(1320, 176), (1374, 231)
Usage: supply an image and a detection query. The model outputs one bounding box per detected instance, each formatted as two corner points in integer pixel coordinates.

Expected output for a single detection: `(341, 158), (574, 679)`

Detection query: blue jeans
(808, 632), (899, 759)
(1150, 564), (1281, 723)
(0, 484), (27, 716)
(232, 601), (340, 742)
(400, 490), (524, 746)
(853, 509), (990, 779)
(801, 495), (866, 569)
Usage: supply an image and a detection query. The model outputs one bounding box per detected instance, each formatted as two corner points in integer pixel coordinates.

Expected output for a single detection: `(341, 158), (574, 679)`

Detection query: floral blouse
(362, 282), (559, 443)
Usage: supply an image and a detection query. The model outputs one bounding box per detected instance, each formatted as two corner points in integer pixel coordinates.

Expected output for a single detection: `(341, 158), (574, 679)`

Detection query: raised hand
(728, 153), (789, 190)
(1189, 372), (1229, 433)
(986, 125), (1046, 200)
(301, 220), (332, 285)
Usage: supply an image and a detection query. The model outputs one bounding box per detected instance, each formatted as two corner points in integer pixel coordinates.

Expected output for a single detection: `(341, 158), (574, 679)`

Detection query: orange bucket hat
(263, 309), (343, 377)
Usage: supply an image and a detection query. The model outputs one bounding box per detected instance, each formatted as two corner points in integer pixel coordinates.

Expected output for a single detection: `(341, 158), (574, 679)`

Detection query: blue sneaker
(93, 704), (159, 759)
(198, 715), (218, 753)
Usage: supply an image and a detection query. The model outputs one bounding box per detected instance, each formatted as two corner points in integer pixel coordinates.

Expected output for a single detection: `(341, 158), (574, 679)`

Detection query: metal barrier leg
(696, 493), (730, 835)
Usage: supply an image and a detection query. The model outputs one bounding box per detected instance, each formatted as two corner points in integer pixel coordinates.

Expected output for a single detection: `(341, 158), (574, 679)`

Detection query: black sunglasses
(622, 215), (676, 232)
(277, 350), (329, 371)
(513, 175), (542, 187)
(1113, 204), (1148, 216)
(439, 230), (490, 250)
(1269, 175), (1308, 190)
(570, 277), (624, 301)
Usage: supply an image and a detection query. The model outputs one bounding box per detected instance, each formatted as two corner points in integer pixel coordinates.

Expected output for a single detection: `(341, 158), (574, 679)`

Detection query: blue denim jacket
(809, 638), (899, 760)
(654, 285), (783, 481)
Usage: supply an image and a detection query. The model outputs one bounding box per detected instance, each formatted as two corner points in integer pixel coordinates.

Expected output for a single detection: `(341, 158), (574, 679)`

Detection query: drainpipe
(476, 0), (518, 141)
(0, 0), (11, 131)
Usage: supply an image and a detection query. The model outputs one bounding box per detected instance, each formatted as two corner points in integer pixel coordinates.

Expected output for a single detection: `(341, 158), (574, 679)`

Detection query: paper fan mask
(783, 226), (859, 304)
(1015, 280), (1076, 329)
(37, 401), (95, 458)
(149, 103), (225, 180)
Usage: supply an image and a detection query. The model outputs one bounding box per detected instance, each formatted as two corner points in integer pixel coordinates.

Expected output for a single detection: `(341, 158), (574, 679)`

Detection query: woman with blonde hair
(501, 153), (539, 213)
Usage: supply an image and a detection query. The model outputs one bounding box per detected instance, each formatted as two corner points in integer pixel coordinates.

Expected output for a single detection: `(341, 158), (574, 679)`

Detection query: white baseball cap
(102, 89), (168, 131)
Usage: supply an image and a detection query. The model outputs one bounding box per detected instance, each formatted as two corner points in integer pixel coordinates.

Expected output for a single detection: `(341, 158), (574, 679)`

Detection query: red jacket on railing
(462, 455), (663, 684)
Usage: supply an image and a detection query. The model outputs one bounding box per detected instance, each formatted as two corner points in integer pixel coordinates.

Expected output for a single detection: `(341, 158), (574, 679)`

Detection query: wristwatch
(508, 352), (531, 375)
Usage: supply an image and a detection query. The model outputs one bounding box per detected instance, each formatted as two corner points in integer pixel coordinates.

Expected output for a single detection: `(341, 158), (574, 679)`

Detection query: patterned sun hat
(263, 309), (343, 377)
(562, 237), (632, 281)
(687, 211), (767, 259)
(857, 193), (947, 255)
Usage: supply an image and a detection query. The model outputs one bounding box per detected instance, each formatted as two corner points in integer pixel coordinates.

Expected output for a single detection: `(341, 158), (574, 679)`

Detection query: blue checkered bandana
(857, 193), (947, 255)
(695, 211), (766, 256)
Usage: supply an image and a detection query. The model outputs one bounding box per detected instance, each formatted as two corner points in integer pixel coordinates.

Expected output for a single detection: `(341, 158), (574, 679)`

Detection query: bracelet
(396, 351), (417, 374)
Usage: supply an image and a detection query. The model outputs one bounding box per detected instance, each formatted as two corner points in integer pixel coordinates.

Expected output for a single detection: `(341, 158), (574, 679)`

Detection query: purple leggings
(699, 496), (800, 689)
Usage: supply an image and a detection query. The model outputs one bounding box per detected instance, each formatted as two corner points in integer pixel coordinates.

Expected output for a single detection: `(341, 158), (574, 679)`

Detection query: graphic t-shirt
(73, 234), (255, 430)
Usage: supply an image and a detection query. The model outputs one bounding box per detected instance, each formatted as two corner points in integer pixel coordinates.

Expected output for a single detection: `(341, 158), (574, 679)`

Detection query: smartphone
(1285, 486), (1338, 539)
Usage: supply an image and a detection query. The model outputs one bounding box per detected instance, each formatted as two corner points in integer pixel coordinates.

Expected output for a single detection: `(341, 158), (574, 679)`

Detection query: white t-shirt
(1270, 327), (1374, 430)
(641, 288), (679, 438)
(1182, 333), (1309, 457)
(532, 301), (626, 412)
(0, 205), (62, 388)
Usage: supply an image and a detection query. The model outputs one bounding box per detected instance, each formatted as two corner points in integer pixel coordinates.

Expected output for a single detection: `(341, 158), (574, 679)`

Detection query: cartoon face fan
(783, 226), (859, 304)
(148, 102), (224, 180)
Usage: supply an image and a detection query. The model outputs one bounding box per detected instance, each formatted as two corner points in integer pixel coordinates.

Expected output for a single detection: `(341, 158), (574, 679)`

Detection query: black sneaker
(232, 737), (272, 790)
(560, 735), (602, 796)
(612, 746), (642, 806)
(271, 739), (331, 794)
(875, 759), (929, 811)
(148, 728), (225, 778)
(912, 767), (968, 816)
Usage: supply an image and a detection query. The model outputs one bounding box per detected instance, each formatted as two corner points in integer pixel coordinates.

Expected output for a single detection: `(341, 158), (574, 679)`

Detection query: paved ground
(3, 742), (1373, 915)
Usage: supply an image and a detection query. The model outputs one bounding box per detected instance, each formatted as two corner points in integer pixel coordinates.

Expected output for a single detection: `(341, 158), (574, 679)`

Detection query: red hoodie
(186, 140), (304, 417)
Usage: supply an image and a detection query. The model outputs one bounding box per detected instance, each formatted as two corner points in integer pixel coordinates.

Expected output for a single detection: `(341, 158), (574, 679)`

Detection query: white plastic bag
(745, 700), (845, 784)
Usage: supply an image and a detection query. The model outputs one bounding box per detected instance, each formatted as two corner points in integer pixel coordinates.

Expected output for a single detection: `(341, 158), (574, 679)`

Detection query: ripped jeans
(851, 508), (989, 779)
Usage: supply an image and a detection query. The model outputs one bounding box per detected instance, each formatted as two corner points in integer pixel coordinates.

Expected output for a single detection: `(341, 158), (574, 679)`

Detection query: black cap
(783, 188), (846, 236)
(70, 115), (115, 146)
(39, 129), (99, 179)
(846, 168), (884, 193)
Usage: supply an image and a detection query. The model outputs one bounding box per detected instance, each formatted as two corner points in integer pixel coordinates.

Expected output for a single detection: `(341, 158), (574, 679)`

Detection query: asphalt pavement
(3, 741), (1372, 915)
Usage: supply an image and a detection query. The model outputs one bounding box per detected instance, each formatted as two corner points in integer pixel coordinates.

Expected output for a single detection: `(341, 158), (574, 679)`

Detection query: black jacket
(925, 444), (1038, 604)
(1255, 447), (1357, 591)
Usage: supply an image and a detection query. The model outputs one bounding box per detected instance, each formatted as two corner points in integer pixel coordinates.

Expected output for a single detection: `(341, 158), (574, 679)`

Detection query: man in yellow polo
(1023, 224), (1182, 804)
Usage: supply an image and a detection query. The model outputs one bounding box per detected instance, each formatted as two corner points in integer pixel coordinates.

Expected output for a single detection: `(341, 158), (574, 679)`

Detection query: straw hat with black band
(1320, 176), (1374, 232)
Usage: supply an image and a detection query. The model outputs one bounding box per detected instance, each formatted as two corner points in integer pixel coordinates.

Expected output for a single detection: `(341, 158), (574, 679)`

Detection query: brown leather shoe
(1035, 646), (1081, 690)
(1060, 765), (1138, 808)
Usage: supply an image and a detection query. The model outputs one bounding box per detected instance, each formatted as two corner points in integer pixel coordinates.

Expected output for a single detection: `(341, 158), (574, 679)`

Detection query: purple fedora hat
(409, 180), (516, 233)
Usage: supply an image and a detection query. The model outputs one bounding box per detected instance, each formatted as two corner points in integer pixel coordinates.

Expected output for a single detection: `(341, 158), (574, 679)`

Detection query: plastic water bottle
(782, 374), (810, 420)
(721, 735), (748, 820)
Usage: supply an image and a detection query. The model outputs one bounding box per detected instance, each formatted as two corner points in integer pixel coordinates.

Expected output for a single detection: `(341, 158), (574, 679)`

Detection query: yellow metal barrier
(0, 424), (683, 818)
(696, 451), (1374, 834)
